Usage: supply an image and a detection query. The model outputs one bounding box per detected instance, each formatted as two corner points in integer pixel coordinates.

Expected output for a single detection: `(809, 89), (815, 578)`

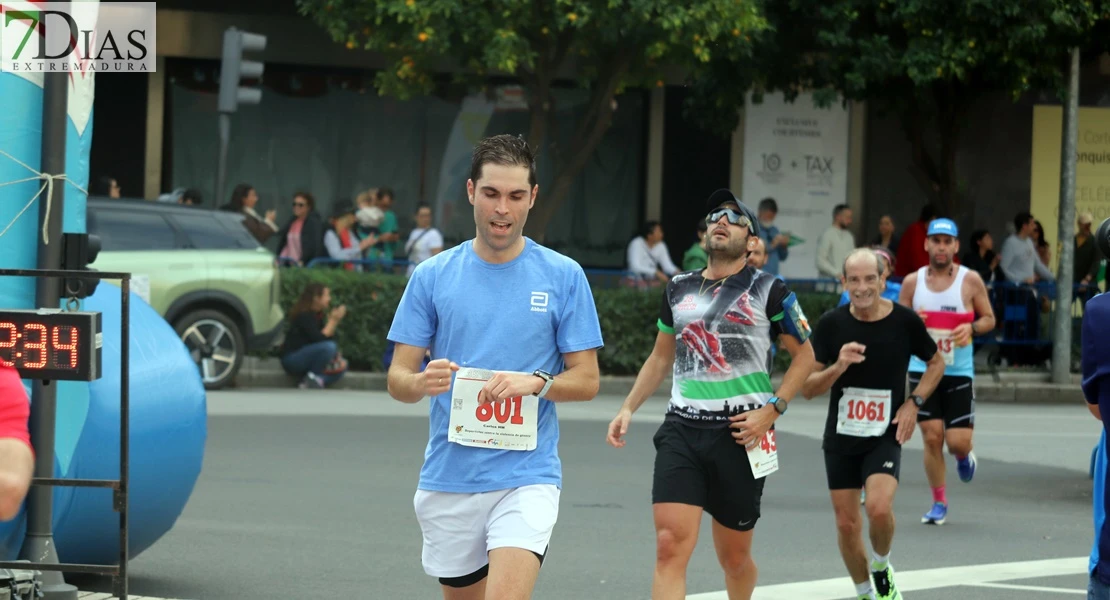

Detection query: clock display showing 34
(0, 310), (102, 381)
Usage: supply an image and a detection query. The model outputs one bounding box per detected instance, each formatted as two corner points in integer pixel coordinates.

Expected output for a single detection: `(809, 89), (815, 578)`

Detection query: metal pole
(215, 113), (231, 209)
(1052, 47), (1081, 385)
(18, 41), (79, 600)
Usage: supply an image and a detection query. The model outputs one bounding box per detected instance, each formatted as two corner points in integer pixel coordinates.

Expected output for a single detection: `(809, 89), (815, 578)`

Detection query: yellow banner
(1030, 105), (1110, 273)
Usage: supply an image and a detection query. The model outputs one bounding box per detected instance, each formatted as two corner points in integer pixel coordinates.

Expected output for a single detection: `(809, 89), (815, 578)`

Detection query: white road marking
(687, 556), (1088, 600)
(970, 582), (1086, 594)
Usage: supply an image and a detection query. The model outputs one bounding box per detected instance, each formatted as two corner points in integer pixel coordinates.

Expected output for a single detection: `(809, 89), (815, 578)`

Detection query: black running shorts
(651, 418), (766, 532)
(910, 374), (975, 429)
(824, 437), (902, 490)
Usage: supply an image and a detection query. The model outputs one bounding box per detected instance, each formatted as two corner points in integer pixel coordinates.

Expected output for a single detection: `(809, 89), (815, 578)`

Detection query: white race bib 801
(448, 367), (539, 451)
(836, 387), (892, 437)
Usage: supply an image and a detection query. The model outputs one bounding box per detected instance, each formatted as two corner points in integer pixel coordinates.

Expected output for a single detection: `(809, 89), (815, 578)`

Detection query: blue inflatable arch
(0, 4), (206, 564)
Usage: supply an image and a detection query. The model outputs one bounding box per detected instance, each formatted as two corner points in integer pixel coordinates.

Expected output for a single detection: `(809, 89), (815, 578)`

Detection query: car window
(88, 209), (178, 251)
(172, 212), (259, 250)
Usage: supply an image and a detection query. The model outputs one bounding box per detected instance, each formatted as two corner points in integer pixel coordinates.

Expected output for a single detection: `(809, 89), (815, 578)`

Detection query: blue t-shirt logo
(387, 238), (605, 494)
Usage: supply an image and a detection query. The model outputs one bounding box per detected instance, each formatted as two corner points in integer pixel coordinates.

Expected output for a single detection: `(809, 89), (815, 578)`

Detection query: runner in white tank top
(898, 218), (996, 526)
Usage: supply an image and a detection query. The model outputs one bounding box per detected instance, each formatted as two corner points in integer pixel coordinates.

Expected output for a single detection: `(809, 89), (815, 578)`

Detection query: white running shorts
(413, 483), (560, 578)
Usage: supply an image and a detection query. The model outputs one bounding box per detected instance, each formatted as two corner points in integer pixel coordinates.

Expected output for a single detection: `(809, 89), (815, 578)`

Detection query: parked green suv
(87, 197), (285, 390)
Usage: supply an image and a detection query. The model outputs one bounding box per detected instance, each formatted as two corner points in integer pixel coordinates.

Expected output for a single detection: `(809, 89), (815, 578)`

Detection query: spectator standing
(626, 221), (679, 284)
(895, 205), (938, 278)
(757, 197), (791, 275)
(404, 203), (444, 277)
(223, 183), (279, 245)
(1032, 220), (1052, 269)
(324, 204), (379, 271)
(872, 215), (899, 256)
(682, 220), (708, 271)
(277, 192), (326, 267)
(961, 229), (1000, 284)
(1000, 212), (1055, 284)
(1077, 212), (1103, 289)
(816, 204), (856, 279)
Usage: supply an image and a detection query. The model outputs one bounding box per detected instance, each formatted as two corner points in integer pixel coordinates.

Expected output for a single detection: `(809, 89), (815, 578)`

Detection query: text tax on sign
(448, 368), (539, 451)
(836, 387), (892, 437)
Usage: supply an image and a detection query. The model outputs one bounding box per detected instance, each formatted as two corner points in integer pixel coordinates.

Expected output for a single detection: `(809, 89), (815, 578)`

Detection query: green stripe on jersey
(657, 319), (675, 334)
(679, 372), (774, 400)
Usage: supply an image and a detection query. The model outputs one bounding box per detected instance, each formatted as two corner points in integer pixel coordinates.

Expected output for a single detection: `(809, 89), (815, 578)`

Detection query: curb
(232, 359), (1085, 404)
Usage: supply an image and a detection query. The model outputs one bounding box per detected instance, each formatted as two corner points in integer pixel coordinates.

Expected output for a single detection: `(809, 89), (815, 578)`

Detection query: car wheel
(174, 309), (245, 390)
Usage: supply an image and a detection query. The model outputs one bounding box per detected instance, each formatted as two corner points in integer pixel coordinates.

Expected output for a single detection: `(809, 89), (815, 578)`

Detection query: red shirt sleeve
(0, 365), (32, 452)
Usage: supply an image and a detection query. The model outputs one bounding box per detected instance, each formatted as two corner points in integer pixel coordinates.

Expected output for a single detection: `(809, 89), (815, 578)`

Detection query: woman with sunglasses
(276, 192), (326, 267)
(607, 189), (816, 600)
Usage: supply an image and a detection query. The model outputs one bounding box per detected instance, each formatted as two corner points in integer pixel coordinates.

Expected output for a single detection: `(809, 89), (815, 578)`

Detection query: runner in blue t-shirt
(386, 134), (604, 599)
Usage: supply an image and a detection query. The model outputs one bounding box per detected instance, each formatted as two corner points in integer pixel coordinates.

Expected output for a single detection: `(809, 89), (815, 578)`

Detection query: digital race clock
(0, 309), (102, 381)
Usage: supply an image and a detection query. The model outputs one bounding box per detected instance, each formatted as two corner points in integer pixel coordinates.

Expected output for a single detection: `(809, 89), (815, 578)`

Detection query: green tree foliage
(689, 0), (1110, 218)
(295, 0), (766, 238)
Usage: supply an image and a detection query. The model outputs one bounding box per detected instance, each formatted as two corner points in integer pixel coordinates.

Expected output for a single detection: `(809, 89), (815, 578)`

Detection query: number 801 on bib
(448, 368), (540, 451)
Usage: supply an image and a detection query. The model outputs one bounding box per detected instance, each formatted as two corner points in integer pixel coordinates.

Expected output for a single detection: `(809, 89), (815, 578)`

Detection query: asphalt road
(70, 390), (1102, 599)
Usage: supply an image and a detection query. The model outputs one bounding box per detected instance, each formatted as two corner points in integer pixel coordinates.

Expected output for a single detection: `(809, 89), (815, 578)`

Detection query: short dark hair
(969, 229), (990, 247)
(641, 221), (661, 238)
(180, 188), (202, 204)
(1014, 212), (1034, 232)
(833, 204), (850, 219)
(919, 204), (937, 222)
(378, 187), (395, 201)
(293, 191), (315, 211)
(758, 198), (778, 214)
(469, 134), (537, 186)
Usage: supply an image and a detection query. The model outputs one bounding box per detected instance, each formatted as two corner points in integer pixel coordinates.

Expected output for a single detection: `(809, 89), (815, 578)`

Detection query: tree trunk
(934, 81), (964, 219)
(524, 50), (633, 242)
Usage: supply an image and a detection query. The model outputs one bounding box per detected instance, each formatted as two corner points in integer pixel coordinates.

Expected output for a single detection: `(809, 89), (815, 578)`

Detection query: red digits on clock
(475, 396), (525, 425)
(0, 322), (15, 368)
(23, 323), (46, 369)
(52, 326), (78, 369)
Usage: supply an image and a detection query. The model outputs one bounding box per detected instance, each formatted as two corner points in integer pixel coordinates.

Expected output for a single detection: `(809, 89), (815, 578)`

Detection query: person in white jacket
(627, 221), (679, 283)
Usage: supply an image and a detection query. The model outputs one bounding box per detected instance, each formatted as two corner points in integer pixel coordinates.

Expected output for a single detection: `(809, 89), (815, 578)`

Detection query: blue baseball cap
(926, 218), (958, 238)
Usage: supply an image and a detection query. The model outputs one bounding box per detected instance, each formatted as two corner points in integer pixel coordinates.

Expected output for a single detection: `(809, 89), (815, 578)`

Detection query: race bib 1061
(448, 367), (539, 451)
(836, 387), (892, 438)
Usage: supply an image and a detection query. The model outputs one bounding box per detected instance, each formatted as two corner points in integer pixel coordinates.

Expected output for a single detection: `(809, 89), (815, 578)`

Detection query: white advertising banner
(741, 91), (851, 280)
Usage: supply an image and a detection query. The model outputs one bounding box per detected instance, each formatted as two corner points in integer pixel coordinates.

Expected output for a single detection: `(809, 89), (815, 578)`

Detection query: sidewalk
(232, 357), (1086, 404)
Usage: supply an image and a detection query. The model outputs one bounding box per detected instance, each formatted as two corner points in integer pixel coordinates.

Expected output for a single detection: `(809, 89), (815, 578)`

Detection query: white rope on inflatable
(0, 149), (88, 245)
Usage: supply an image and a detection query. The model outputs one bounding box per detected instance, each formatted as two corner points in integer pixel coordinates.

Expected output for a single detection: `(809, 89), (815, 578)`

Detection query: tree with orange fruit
(296, 0), (766, 239)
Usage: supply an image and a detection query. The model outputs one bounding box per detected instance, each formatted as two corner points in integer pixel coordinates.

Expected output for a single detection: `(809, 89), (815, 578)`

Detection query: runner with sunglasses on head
(607, 189), (816, 600)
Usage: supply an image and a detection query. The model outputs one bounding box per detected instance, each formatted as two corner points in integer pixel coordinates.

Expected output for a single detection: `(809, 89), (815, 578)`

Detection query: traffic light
(217, 27), (267, 114)
(60, 233), (101, 300)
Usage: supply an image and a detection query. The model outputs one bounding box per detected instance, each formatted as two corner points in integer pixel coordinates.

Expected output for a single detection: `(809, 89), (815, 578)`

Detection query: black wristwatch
(768, 396), (787, 415)
(532, 370), (554, 397)
(909, 394), (926, 408)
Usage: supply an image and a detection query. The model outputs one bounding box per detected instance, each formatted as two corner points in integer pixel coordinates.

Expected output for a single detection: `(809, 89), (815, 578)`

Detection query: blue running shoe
(921, 501), (947, 525)
(957, 451), (977, 482)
